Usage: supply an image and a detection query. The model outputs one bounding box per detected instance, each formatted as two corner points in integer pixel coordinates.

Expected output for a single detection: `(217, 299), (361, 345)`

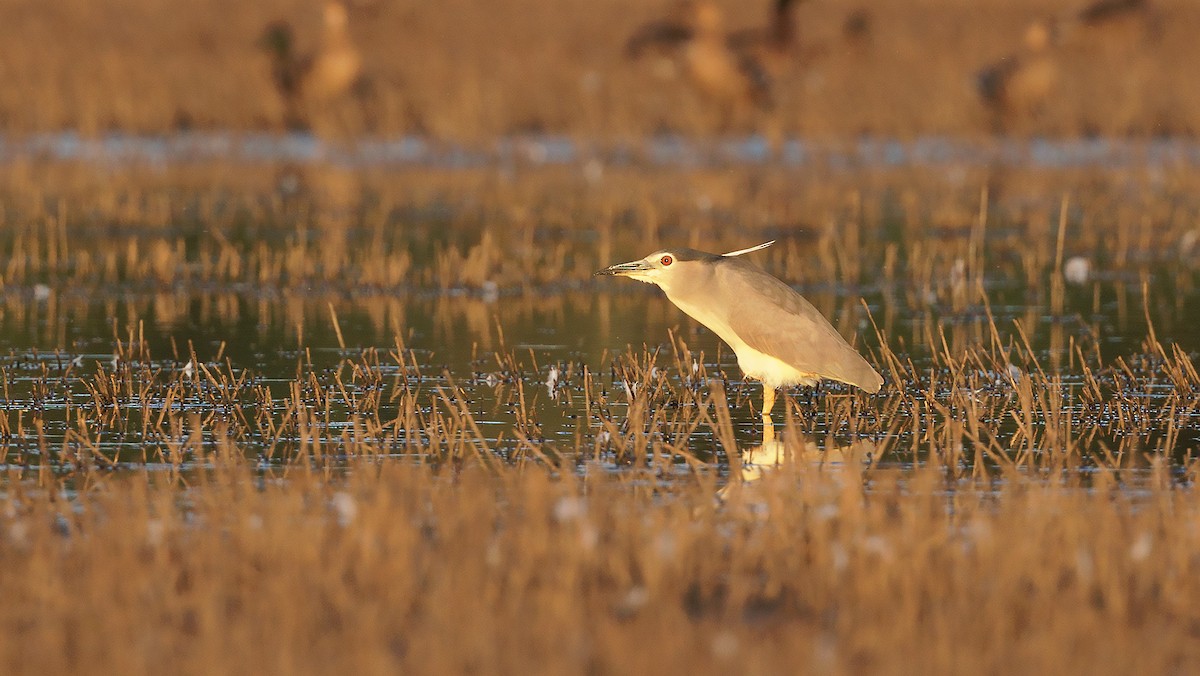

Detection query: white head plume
(721, 241), (775, 257)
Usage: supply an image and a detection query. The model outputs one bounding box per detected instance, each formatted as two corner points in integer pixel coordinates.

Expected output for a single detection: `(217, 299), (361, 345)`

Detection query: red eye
(660, 255), (673, 266)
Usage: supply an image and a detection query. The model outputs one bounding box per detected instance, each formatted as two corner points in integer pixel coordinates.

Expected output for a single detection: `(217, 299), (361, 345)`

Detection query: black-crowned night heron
(595, 241), (882, 444)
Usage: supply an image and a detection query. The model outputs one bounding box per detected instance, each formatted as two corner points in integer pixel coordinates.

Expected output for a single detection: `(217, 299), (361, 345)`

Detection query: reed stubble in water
(2, 163), (1200, 467)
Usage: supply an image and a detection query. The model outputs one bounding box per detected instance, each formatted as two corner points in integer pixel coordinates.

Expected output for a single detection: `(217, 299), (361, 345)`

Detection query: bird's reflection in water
(715, 438), (880, 509)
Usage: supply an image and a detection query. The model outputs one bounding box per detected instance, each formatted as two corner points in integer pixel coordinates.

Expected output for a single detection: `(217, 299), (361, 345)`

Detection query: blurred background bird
(626, 0), (777, 130)
(725, 0), (808, 78)
(259, 1), (373, 134)
(1072, 0), (1162, 45)
(976, 19), (1060, 134)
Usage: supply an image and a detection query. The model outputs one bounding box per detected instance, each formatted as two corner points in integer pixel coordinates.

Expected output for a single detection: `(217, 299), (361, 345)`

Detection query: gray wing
(718, 260), (882, 392)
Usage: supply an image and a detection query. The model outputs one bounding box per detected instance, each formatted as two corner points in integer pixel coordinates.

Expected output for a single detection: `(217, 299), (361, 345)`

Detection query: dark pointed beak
(594, 260), (652, 277)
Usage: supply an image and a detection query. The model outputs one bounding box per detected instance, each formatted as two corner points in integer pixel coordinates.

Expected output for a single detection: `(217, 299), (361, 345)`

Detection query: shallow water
(2, 138), (1200, 476)
(1, 265), (1197, 470)
(5, 132), (1200, 170)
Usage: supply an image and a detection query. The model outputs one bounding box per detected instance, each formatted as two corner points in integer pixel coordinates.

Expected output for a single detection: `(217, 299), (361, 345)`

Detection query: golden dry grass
(0, 0), (1196, 138)
(0, 461), (1198, 674)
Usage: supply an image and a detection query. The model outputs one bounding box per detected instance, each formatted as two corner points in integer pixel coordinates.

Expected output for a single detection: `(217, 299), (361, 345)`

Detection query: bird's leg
(762, 385), (777, 445)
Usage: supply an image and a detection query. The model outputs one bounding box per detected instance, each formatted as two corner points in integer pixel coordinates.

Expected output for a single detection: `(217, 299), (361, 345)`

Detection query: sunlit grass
(0, 460), (1197, 673)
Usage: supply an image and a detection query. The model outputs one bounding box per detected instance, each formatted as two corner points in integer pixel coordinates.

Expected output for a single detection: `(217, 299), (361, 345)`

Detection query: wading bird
(625, 1), (775, 127)
(595, 241), (882, 446)
(259, 1), (367, 130)
(976, 20), (1059, 134)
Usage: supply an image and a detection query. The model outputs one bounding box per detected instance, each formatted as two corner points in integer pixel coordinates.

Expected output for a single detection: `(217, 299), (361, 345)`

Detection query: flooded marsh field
(8, 0), (1200, 670)
(3, 158), (1200, 468)
(2, 153), (1200, 672)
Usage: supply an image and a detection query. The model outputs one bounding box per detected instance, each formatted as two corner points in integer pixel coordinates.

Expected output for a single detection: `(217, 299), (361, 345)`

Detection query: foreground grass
(0, 460), (1195, 674)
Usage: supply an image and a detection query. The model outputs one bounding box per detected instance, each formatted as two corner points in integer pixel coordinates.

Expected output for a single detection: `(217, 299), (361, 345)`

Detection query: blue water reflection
(5, 132), (1200, 169)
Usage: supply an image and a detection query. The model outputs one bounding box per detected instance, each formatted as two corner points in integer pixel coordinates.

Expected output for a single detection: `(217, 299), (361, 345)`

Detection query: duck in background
(625, 1), (776, 129)
(259, 2), (370, 132)
(976, 19), (1059, 134)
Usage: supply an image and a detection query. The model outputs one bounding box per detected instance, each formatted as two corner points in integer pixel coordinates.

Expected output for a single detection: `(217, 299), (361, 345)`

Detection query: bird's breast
(664, 291), (739, 347)
(664, 281), (817, 389)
